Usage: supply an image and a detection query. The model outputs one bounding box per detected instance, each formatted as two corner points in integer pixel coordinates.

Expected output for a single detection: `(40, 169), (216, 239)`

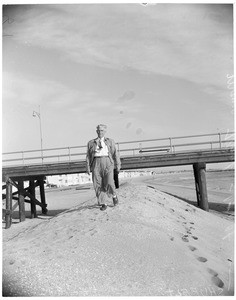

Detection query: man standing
(86, 124), (121, 211)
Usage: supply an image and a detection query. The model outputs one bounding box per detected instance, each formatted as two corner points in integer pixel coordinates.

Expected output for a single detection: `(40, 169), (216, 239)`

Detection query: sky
(2, 2), (234, 153)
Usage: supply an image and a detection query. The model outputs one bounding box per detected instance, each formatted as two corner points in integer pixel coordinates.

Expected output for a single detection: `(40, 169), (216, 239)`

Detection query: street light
(33, 105), (43, 162)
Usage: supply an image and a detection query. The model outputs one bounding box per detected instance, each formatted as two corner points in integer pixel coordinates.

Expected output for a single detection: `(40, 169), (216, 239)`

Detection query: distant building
(46, 173), (92, 187)
(46, 170), (153, 187)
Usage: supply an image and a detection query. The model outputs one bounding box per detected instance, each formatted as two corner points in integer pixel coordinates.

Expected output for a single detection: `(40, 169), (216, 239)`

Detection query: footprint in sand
(84, 228), (98, 236)
(188, 245), (197, 251)
(169, 208), (175, 213)
(207, 268), (224, 289)
(192, 236), (198, 240)
(187, 230), (192, 234)
(8, 259), (15, 265)
(197, 256), (208, 263)
(90, 230), (97, 236)
(182, 235), (189, 242)
(170, 237), (174, 241)
(212, 276), (224, 288)
(207, 268), (218, 277)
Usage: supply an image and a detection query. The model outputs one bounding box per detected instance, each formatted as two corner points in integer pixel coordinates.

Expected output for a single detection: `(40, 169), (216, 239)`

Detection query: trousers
(92, 157), (116, 204)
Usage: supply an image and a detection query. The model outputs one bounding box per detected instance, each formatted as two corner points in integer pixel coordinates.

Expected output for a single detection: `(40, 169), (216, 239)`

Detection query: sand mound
(2, 180), (234, 296)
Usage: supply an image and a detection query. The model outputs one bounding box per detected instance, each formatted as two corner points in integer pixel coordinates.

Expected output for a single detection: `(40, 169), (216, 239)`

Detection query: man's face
(96, 127), (106, 138)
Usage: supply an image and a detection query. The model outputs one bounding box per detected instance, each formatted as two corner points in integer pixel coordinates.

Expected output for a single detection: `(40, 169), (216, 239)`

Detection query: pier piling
(193, 162), (209, 211)
(18, 180), (26, 222)
(29, 180), (37, 218)
(5, 179), (12, 229)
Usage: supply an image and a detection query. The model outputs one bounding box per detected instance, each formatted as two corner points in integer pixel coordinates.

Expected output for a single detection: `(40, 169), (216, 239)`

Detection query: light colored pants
(92, 157), (116, 204)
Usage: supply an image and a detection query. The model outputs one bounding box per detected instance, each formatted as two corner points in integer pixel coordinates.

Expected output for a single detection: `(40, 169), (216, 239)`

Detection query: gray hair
(96, 124), (107, 130)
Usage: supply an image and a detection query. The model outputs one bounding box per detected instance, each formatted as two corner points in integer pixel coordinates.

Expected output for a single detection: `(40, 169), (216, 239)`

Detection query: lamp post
(33, 105), (43, 162)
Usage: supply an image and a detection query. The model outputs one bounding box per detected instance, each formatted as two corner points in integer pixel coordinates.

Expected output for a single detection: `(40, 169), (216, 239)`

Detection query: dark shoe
(100, 204), (107, 211)
(113, 195), (119, 206)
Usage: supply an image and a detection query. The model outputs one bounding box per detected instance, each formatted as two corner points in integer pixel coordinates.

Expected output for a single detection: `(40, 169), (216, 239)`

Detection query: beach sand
(2, 177), (234, 296)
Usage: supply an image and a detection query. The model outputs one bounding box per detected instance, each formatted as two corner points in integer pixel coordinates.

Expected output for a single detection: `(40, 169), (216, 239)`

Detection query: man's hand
(86, 169), (91, 175)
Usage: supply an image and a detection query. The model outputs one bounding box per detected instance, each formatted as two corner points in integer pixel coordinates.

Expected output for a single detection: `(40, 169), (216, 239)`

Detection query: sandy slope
(2, 179), (234, 296)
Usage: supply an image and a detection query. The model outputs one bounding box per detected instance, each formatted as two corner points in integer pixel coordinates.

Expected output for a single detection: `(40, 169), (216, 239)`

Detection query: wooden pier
(2, 176), (48, 229)
(2, 132), (234, 228)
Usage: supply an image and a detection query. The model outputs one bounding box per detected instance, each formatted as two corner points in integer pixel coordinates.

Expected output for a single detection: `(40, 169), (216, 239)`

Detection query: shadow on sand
(163, 191), (234, 217)
(2, 203), (104, 226)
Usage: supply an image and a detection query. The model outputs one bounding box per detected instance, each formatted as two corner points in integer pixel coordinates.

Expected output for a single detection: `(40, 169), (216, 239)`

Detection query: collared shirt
(86, 137), (121, 171)
(94, 137), (109, 157)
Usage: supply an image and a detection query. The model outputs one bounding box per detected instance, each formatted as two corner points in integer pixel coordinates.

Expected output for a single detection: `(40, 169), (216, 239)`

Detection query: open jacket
(86, 137), (121, 173)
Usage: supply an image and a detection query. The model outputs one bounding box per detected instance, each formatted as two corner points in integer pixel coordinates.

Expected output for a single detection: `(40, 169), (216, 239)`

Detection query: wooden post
(5, 180), (12, 229)
(193, 163), (209, 211)
(198, 163), (209, 211)
(39, 177), (47, 214)
(18, 180), (26, 222)
(29, 180), (37, 218)
(193, 164), (200, 206)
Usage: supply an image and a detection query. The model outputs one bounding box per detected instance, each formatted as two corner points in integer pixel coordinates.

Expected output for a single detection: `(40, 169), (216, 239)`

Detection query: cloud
(118, 91), (135, 103)
(3, 4), (233, 97)
(203, 84), (232, 105)
(2, 71), (111, 114)
(2, 71), (79, 108)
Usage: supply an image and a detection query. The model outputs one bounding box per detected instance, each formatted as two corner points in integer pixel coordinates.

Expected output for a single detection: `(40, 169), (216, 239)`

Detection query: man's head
(96, 124), (107, 138)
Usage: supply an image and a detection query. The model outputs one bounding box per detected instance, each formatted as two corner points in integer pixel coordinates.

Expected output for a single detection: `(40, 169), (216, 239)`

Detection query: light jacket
(86, 137), (121, 172)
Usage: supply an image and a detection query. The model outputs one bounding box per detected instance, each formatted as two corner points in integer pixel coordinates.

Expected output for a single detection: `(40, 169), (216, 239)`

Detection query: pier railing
(2, 132), (234, 167)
